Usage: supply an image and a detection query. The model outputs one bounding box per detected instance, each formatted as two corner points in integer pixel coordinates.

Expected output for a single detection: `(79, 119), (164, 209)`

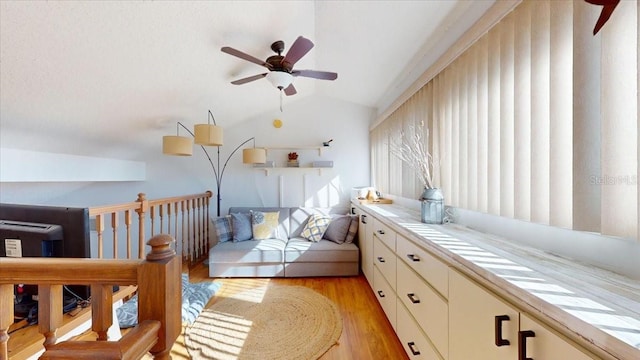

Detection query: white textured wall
(0, 96), (373, 213)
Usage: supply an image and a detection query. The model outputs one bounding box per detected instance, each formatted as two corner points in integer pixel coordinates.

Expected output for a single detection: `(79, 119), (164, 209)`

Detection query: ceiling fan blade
(292, 70), (338, 81)
(221, 47), (271, 69)
(283, 83), (297, 96)
(282, 36), (314, 67)
(230, 73), (267, 85)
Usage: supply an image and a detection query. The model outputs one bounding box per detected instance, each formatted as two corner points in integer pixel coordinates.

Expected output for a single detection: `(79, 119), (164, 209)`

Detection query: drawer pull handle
(407, 341), (420, 356)
(377, 290), (385, 298)
(407, 293), (420, 304)
(377, 230), (385, 235)
(407, 254), (420, 262)
(518, 330), (535, 360)
(361, 214), (367, 224)
(494, 315), (510, 347)
(377, 256), (386, 263)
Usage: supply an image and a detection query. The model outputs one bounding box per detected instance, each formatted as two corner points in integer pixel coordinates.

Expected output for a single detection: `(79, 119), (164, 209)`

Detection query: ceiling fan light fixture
(266, 71), (293, 90)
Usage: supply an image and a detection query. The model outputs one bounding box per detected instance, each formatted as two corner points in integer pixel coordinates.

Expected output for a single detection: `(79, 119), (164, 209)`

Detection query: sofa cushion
(210, 238), (287, 263)
(289, 208), (343, 238)
(229, 207), (290, 240)
(251, 210), (280, 240)
(285, 238), (360, 263)
(323, 215), (352, 244)
(231, 212), (253, 242)
(212, 215), (233, 243)
(300, 214), (331, 242)
(344, 215), (359, 244)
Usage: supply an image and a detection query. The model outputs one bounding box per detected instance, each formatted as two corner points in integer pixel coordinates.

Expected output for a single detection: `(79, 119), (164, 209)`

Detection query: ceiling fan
(221, 36), (338, 96)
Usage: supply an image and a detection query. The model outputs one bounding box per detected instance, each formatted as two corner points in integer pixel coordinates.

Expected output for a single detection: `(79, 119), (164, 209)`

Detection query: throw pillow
(344, 215), (359, 243)
(251, 210), (280, 240)
(323, 215), (352, 244)
(300, 214), (331, 242)
(212, 215), (233, 243)
(230, 212), (253, 242)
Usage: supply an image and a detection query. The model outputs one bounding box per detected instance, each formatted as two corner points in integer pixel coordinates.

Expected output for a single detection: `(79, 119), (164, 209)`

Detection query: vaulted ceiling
(0, 0), (495, 160)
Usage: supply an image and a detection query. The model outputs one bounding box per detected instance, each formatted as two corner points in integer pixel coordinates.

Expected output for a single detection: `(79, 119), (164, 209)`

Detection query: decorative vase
(420, 188), (444, 224)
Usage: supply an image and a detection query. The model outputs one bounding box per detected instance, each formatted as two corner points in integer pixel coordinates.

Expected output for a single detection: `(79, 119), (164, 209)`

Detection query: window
(371, 0), (639, 241)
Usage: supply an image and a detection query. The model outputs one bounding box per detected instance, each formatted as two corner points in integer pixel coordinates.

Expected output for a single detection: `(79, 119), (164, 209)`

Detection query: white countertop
(356, 202), (640, 360)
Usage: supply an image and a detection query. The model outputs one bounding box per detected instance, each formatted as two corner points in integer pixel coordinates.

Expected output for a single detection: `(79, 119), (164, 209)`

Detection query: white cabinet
(358, 210), (374, 287)
(397, 300), (443, 359)
(373, 231), (397, 290)
(397, 260), (448, 359)
(373, 218), (396, 251)
(373, 230), (398, 330)
(373, 266), (397, 330)
(519, 313), (596, 360)
(449, 269), (519, 360)
(449, 269), (597, 360)
(397, 234), (448, 299)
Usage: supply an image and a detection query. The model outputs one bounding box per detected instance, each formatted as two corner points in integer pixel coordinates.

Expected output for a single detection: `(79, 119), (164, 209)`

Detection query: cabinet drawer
(373, 218), (396, 250)
(397, 300), (442, 360)
(397, 234), (448, 298)
(397, 260), (448, 359)
(373, 236), (397, 290)
(373, 266), (397, 331)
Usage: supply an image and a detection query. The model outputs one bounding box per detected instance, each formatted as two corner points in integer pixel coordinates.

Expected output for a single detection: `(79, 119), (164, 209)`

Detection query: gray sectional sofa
(208, 207), (360, 277)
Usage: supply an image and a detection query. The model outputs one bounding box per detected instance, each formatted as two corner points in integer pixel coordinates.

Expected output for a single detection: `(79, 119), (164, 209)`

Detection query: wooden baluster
(159, 204), (165, 234)
(150, 205), (156, 237)
(38, 284), (63, 349)
(196, 198), (202, 259)
(166, 203), (172, 235)
(173, 202), (179, 249)
(90, 284), (113, 341)
(136, 193), (149, 259)
(205, 191), (212, 257)
(186, 200), (192, 264)
(125, 209), (132, 259)
(0, 284), (13, 360)
(96, 214), (104, 259)
(138, 234), (181, 360)
(181, 200), (187, 263)
(111, 212), (118, 259)
(189, 199), (199, 264)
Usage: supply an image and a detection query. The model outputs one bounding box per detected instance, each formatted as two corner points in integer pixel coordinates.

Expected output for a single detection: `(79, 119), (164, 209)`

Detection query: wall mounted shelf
(254, 166), (332, 176)
(256, 146), (333, 175)
(263, 146), (325, 156)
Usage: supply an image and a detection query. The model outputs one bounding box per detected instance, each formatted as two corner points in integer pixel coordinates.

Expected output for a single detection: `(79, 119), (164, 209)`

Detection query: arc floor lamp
(162, 110), (266, 216)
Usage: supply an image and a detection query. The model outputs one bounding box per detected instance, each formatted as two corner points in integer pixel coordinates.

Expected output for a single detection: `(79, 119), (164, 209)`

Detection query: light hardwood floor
(11, 263), (408, 359)
(166, 263), (410, 360)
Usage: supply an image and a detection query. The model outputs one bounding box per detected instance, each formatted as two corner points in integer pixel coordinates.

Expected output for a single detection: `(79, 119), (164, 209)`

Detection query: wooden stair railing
(0, 234), (181, 360)
(89, 191), (212, 265)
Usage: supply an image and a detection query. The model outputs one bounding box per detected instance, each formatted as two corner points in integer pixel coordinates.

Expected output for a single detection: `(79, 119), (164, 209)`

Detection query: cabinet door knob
(377, 256), (386, 263)
(407, 293), (420, 304)
(407, 254), (420, 262)
(377, 230), (385, 235)
(407, 341), (421, 356)
(518, 330), (535, 360)
(494, 315), (510, 347)
(377, 290), (385, 298)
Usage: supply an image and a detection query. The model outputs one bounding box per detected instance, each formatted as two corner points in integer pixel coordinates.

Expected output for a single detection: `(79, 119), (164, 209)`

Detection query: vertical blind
(371, 0), (639, 240)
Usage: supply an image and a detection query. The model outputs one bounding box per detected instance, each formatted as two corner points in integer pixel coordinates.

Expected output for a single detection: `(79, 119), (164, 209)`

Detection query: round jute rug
(185, 285), (343, 360)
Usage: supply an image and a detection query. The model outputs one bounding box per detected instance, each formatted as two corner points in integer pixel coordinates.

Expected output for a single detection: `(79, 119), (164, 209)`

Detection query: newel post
(137, 234), (181, 360)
